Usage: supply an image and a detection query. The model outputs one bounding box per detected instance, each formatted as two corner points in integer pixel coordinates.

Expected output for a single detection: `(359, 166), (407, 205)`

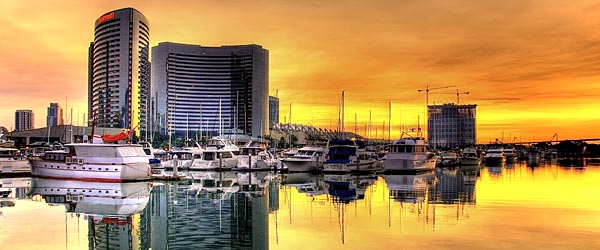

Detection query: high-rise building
(268, 96), (279, 130)
(46, 103), (64, 127)
(151, 42), (269, 138)
(88, 7), (150, 135)
(428, 103), (477, 148)
(15, 109), (34, 131)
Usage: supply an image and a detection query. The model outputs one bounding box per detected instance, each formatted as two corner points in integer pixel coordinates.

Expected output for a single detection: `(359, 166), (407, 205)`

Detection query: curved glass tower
(88, 8), (150, 135)
(151, 42), (269, 138)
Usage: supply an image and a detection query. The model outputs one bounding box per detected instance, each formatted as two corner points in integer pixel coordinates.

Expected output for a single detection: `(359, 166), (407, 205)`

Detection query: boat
(280, 146), (326, 172)
(383, 133), (439, 172)
(503, 146), (518, 163)
(234, 140), (277, 171)
(0, 147), (31, 175)
(438, 151), (460, 167)
(139, 141), (166, 176)
(460, 146), (481, 166)
(161, 139), (203, 170)
(483, 147), (506, 165)
(29, 142), (152, 182)
(322, 139), (382, 173)
(189, 147), (238, 171)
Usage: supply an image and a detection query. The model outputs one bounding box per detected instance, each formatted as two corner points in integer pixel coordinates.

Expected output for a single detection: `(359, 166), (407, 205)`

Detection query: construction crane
(417, 85), (456, 106)
(430, 89), (470, 104)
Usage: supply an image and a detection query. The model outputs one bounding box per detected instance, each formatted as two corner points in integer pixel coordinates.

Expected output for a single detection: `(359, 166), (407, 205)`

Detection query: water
(1, 159), (599, 250)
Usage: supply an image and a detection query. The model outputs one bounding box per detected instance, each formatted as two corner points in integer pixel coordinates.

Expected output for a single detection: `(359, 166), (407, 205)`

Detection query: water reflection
(2, 158), (600, 250)
(29, 178), (152, 250)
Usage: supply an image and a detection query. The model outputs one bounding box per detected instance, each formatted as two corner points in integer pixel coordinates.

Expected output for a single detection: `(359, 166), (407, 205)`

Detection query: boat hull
(384, 156), (438, 172)
(322, 161), (382, 173)
(30, 161), (150, 182)
(0, 159), (31, 175)
(460, 157), (481, 166)
(281, 158), (322, 172)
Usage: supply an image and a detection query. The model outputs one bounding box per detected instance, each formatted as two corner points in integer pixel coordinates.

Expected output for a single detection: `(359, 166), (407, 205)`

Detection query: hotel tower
(88, 7), (150, 135)
(151, 42), (269, 138)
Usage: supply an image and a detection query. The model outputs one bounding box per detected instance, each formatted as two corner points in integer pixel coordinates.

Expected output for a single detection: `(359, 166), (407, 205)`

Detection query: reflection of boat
(322, 139), (382, 173)
(460, 146), (481, 166)
(383, 171), (436, 203)
(383, 133), (438, 172)
(281, 172), (325, 196)
(188, 171), (240, 196)
(0, 147), (31, 175)
(323, 174), (376, 202)
(29, 143), (151, 182)
(281, 146), (326, 172)
(29, 178), (152, 215)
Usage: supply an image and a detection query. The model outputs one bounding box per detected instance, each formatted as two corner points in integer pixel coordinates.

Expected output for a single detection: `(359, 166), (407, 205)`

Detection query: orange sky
(1, 0), (599, 143)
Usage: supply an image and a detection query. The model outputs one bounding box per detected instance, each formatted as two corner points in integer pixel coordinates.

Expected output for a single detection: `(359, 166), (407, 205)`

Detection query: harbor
(1, 158), (599, 249)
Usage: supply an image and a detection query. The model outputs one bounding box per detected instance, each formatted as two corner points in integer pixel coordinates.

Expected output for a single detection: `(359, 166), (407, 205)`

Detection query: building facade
(268, 96), (279, 130)
(151, 42), (269, 138)
(88, 8), (150, 135)
(428, 103), (477, 148)
(15, 109), (34, 131)
(46, 103), (64, 127)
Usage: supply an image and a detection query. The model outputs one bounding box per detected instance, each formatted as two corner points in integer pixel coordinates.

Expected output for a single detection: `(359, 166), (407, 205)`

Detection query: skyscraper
(88, 7), (150, 135)
(46, 103), (64, 127)
(151, 42), (269, 138)
(15, 109), (34, 131)
(269, 96), (279, 130)
(428, 103), (477, 148)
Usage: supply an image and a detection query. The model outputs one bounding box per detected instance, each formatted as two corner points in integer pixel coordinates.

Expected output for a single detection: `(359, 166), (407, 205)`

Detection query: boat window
(204, 152), (215, 161)
(221, 152), (233, 158)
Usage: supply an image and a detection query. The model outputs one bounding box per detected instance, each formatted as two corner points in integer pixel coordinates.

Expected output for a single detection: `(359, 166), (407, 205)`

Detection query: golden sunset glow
(1, 0), (599, 142)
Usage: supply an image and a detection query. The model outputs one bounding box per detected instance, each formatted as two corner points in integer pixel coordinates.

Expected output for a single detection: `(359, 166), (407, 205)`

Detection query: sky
(0, 0), (599, 143)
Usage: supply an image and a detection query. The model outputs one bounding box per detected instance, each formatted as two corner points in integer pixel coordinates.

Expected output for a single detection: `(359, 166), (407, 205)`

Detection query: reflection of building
(269, 96), (279, 130)
(46, 103), (64, 127)
(15, 109), (34, 131)
(88, 7), (150, 133)
(432, 168), (477, 204)
(428, 103), (477, 148)
(151, 42), (269, 138)
(149, 180), (270, 249)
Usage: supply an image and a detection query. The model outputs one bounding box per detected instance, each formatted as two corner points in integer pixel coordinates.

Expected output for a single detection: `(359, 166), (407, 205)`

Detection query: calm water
(1, 159), (600, 250)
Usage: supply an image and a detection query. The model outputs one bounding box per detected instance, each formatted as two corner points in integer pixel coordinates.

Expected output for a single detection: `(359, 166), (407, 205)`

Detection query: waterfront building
(269, 96), (279, 130)
(428, 103), (477, 148)
(46, 103), (64, 127)
(15, 109), (34, 132)
(151, 42), (269, 138)
(88, 7), (150, 135)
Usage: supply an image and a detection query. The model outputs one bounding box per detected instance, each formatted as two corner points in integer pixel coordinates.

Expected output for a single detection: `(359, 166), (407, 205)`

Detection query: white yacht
(0, 147), (31, 175)
(503, 146), (518, 163)
(484, 147), (506, 165)
(234, 140), (277, 171)
(29, 143), (151, 182)
(460, 146), (481, 166)
(281, 146), (326, 172)
(322, 139), (382, 173)
(383, 133), (438, 172)
(189, 148), (238, 171)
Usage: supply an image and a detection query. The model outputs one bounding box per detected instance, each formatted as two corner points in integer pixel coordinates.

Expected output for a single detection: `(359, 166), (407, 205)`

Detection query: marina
(1, 158), (599, 249)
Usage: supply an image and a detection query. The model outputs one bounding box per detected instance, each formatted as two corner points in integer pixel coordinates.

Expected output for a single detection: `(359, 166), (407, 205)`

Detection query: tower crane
(430, 89), (470, 104)
(417, 85), (456, 106)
